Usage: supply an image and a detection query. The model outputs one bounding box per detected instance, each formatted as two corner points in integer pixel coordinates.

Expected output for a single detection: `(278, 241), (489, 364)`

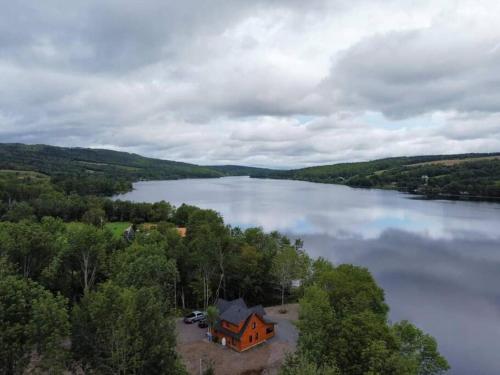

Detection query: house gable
(212, 299), (276, 352)
(238, 313), (275, 350)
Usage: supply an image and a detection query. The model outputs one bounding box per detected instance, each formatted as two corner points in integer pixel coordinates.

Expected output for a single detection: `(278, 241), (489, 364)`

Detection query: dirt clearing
(176, 304), (299, 375)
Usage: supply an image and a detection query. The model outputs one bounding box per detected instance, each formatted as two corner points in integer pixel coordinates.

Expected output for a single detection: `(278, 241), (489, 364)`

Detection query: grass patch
(105, 222), (131, 237)
(410, 155), (500, 167)
(0, 169), (48, 179)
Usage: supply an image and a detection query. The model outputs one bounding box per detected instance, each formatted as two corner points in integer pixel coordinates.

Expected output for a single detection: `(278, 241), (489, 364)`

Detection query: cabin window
(266, 327), (274, 334)
(252, 322), (256, 329)
(249, 335), (253, 343)
(256, 332), (259, 341)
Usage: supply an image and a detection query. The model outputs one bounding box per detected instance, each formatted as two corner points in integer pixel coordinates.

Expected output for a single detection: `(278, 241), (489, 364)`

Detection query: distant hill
(257, 153), (500, 199)
(2, 143), (499, 199)
(207, 165), (277, 176)
(0, 143), (223, 180)
(0, 143), (277, 180)
(0, 143), (226, 195)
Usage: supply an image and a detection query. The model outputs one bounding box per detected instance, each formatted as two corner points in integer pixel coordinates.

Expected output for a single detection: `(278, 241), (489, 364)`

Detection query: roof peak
(216, 298), (267, 325)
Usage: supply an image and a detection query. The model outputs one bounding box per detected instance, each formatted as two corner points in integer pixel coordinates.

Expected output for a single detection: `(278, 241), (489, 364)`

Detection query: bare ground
(264, 304), (299, 322)
(176, 304), (299, 375)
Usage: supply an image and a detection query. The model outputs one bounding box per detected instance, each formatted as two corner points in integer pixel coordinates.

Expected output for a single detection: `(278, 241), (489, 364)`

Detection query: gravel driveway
(176, 304), (299, 375)
(268, 316), (298, 351)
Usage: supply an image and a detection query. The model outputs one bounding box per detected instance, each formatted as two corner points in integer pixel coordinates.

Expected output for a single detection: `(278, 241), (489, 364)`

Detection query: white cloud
(1, 0), (499, 167)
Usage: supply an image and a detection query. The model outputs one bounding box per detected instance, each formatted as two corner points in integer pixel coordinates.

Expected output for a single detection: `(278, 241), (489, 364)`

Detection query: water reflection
(300, 230), (500, 375)
(116, 176), (500, 375)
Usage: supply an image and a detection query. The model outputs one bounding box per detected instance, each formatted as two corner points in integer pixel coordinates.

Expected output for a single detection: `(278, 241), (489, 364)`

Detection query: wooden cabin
(211, 298), (276, 352)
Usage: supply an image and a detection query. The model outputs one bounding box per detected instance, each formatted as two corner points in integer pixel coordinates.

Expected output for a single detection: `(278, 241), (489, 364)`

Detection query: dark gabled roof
(214, 309), (275, 341)
(220, 305), (250, 325)
(249, 305), (265, 316)
(216, 297), (247, 315)
(215, 298), (274, 326)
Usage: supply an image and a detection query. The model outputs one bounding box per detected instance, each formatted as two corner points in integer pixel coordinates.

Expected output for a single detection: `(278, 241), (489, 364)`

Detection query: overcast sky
(1, 0), (500, 168)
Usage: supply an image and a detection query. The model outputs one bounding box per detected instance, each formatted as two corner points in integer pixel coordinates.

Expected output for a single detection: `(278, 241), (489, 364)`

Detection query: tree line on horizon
(1, 142), (499, 200)
(255, 155), (500, 199)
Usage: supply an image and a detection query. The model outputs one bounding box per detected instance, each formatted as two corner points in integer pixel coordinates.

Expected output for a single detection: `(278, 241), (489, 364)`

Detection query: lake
(115, 176), (500, 375)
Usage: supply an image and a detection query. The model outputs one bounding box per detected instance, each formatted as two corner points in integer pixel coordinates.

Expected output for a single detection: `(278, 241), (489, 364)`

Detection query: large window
(266, 327), (274, 334)
(249, 335), (253, 343)
(252, 322), (256, 329)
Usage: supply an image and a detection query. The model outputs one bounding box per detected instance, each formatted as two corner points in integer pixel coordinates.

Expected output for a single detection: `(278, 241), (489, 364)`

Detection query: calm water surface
(116, 177), (500, 375)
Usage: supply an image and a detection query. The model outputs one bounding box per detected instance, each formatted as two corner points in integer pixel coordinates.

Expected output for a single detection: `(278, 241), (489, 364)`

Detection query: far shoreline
(115, 175), (500, 205)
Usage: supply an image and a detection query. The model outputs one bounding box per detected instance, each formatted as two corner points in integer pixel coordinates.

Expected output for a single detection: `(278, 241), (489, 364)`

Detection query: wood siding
(238, 314), (275, 351)
(212, 313), (275, 352)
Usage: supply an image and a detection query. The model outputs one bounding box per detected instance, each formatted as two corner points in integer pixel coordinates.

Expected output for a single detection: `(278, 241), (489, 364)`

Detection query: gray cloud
(326, 10), (500, 118)
(1, 0), (500, 167)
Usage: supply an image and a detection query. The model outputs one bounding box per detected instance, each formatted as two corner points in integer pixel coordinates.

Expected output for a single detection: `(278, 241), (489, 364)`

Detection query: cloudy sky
(1, 0), (500, 168)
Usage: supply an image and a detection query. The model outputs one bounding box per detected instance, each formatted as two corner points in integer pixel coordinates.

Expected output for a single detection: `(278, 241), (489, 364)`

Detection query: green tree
(289, 259), (450, 375)
(280, 354), (339, 375)
(297, 285), (336, 364)
(172, 203), (200, 226)
(393, 321), (450, 375)
(272, 245), (302, 307)
(113, 243), (178, 305)
(234, 244), (264, 301)
(187, 209), (229, 309)
(0, 220), (58, 280)
(316, 263), (389, 319)
(82, 207), (107, 228)
(334, 311), (398, 374)
(0, 266), (69, 374)
(150, 201), (174, 222)
(43, 223), (111, 299)
(1, 201), (36, 222)
(206, 305), (219, 332)
(361, 339), (408, 375)
(72, 282), (186, 374)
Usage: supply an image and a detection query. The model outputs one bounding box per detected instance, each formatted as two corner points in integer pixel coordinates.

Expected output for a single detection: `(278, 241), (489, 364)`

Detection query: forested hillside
(2, 143), (499, 199)
(0, 143), (224, 195)
(207, 164), (277, 176)
(254, 153), (500, 199)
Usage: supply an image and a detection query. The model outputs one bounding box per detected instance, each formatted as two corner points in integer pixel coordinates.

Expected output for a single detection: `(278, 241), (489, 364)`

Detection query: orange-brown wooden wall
(213, 313), (275, 352)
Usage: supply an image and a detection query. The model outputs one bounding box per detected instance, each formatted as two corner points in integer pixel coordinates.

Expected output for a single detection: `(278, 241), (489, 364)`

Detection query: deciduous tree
(72, 282), (186, 374)
(0, 264), (69, 374)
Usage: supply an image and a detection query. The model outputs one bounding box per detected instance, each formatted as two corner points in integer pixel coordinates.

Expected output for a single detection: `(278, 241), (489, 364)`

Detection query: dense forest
(0, 143), (225, 196)
(0, 143), (281, 197)
(254, 153), (500, 199)
(0, 160), (450, 374)
(207, 164), (276, 176)
(2, 143), (499, 200)
(0, 171), (304, 373)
